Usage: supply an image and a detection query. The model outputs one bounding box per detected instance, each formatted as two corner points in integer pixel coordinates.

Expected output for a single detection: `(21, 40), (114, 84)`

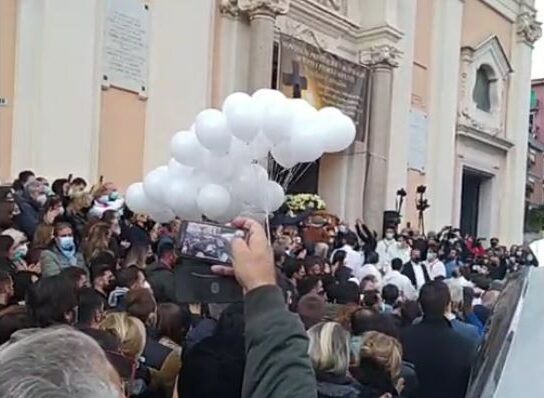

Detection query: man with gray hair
(0, 327), (123, 398)
(13, 179), (46, 238)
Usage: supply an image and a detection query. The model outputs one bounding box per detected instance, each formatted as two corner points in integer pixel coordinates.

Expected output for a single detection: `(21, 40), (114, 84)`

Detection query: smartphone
(179, 221), (246, 265)
(175, 221), (246, 303)
(67, 173), (73, 183)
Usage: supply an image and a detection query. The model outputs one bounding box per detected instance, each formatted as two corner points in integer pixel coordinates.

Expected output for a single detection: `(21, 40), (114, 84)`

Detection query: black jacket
(401, 262), (431, 289)
(178, 334), (245, 398)
(401, 317), (477, 398)
(316, 373), (362, 398)
(146, 261), (176, 303)
(13, 193), (40, 239)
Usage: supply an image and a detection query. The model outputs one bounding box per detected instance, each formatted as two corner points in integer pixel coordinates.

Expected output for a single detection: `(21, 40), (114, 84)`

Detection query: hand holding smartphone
(175, 221), (247, 303)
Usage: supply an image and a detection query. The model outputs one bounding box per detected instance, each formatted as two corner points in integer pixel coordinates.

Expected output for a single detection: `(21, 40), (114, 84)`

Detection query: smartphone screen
(179, 221), (246, 265)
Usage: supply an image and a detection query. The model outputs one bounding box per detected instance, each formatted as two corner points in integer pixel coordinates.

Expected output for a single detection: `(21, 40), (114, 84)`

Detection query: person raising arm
(212, 217), (317, 398)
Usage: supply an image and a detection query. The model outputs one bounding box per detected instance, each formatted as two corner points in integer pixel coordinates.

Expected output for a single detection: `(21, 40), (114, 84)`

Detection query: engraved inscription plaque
(102, 0), (150, 96)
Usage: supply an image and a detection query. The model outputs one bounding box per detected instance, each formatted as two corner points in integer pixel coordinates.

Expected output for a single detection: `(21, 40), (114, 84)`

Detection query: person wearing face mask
(146, 242), (177, 304)
(402, 249), (430, 290)
(376, 226), (398, 273)
(0, 229), (30, 276)
(88, 183), (125, 220)
(445, 249), (463, 278)
(90, 263), (116, 305)
(13, 180), (46, 239)
(394, 235), (412, 264)
(426, 248), (446, 280)
(40, 222), (86, 278)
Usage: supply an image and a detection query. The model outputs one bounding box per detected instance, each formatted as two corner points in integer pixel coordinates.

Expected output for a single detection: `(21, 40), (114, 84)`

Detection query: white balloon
(258, 181), (285, 213)
(143, 166), (170, 202)
(288, 98), (316, 115)
(215, 196), (242, 223)
(248, 133), (272, 160)
(231, 163), (268, 204)
(197, 184), (231, 220)
(149, 208), (175, 224)
(317, 110), (356, 152)
(222, 92), (260, 143)
(125, 182), (150, 214)
(202, 152), (236, 182)
(271, 140), (296, 169)
(261, 97), (293, 144)
(290, 109), (323, 163)
(167, 158), (193, 178)
(163, 177), (199, 219)
(195, 109), (232, 155)
(171, 130), (207, 167)
(228, 138), (252, 165)
(252, 89), (286, 108)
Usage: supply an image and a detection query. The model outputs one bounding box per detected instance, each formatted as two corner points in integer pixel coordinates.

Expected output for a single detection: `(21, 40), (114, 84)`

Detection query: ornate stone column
(501, 10), (542, 243)
(238, 0), (290, 91)
(361, 45), (400, 235)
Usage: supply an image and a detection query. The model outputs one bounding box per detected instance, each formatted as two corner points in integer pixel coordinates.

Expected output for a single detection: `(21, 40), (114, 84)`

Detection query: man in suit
(402, 281), (477, 398)
(402, 248), (431, 290)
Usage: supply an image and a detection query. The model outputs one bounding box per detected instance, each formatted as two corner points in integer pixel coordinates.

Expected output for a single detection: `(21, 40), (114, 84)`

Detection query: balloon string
(265, 212), (272, 245)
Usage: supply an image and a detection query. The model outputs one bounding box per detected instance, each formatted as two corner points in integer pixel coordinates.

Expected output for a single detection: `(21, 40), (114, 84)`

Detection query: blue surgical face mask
(98, 194), (110, 204)
(109, 191), (120, 201)
(58, 236), (75, 251)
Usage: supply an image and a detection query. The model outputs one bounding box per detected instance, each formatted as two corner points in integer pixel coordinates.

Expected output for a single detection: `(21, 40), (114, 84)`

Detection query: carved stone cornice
(360, 44), (401, 68)
(517, 11), (542, 45)
(238, 0), (290, 18)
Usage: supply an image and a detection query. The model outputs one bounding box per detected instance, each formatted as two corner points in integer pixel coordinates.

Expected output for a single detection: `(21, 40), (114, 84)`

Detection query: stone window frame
(458, 36), (513, 135)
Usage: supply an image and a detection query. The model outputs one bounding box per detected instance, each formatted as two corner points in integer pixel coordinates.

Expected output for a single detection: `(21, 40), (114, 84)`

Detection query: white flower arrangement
(285, 193), (326, 212)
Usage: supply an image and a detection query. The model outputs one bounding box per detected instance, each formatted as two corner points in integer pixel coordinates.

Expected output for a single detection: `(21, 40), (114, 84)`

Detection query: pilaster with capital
(361, 44), (401, 234)
(500, 9), (542, 243)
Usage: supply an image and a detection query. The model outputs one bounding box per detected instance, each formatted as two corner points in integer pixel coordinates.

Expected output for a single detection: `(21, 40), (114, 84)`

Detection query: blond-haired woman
(82, 222), (113, 264)
(352, 331), (404, 398)
(99, 312), (148, 396)
(100, 312), (146, 360)
(307, 321), (364, 398)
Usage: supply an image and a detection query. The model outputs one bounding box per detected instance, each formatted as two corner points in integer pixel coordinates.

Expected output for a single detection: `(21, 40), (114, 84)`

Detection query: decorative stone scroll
(360, 44), (401, 68)
(517, 11), (543, 45)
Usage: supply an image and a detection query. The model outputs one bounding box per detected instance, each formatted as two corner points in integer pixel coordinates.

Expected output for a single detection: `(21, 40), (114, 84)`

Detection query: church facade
(0, 0), (541, 243)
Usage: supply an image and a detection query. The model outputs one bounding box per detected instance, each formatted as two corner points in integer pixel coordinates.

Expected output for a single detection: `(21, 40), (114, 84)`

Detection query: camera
(416, 185), (427, 194)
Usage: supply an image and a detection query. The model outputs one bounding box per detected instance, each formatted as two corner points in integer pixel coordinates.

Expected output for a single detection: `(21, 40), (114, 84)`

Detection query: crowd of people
(0, 169), (536, 398)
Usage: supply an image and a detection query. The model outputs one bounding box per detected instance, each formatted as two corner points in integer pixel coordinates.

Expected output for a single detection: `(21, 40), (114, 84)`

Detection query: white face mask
(385, 232), (395, 240)
(36, 194), (47, 205)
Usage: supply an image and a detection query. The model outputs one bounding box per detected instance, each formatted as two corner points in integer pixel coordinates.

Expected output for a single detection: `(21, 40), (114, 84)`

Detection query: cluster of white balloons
(125, 89), (356, 223)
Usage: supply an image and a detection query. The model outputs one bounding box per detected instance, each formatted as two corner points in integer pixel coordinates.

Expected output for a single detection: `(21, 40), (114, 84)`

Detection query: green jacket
(243, 285), (317, 398)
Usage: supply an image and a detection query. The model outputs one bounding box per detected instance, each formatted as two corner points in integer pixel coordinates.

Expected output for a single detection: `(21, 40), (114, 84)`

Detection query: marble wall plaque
(102, 0), (150, 96)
